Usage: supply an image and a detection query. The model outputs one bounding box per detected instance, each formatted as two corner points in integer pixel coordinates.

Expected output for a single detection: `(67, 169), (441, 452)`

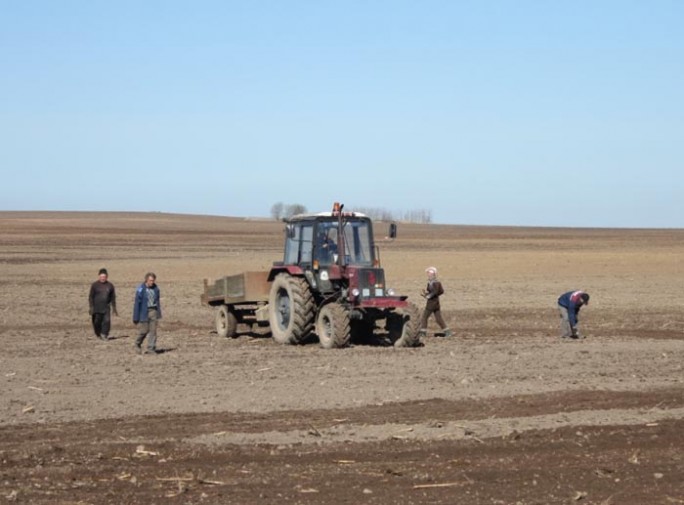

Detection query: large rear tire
(268, 274), (315, 344)
(216, 305), (238, 338)
(316, 303), (351, 349)
(389, 303), (422, 348)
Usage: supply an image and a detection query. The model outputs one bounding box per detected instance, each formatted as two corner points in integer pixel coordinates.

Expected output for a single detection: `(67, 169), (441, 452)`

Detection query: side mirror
(388, 223), (397, 239)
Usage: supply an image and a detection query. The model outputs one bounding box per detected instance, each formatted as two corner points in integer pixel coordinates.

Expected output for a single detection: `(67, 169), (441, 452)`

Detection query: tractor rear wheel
(268, 274), (315, 344)
(316, 303), (351, 349)
(216, 305), (238, 338)
(388, 303), (422, 348)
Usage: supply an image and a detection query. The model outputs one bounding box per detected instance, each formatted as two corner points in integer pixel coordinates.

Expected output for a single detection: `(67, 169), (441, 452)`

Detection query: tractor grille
(355, 268), (386, 298)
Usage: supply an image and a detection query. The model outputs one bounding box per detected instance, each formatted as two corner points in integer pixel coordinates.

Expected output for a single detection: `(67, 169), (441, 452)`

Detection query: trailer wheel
(216, 305), (238, 338)
(389, 303), (422, 348)
(316, 303), (351, 349)
(268, 274), (315, 344)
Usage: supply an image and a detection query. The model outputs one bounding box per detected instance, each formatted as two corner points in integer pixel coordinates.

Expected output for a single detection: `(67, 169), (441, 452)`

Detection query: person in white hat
(419, 267), (453, 337)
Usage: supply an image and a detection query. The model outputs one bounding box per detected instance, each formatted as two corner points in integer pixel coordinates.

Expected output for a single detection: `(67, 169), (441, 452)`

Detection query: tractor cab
(279, 206), (377, 296)
(273, 202), (401, 304)
(283, 213), (375, 269)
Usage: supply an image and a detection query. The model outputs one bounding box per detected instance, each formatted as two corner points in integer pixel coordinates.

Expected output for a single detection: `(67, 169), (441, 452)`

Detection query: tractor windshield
(339, 219), (374, 266)
(284, 217), (375, 267)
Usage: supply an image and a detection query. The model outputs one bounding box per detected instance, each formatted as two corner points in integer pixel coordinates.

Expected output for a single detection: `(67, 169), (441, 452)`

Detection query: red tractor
(267, 202), (421, 348)
(202, 202), (421, 348)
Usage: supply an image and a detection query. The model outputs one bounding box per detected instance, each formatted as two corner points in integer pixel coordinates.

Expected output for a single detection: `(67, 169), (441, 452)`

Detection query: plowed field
(1, 212), (683, 504)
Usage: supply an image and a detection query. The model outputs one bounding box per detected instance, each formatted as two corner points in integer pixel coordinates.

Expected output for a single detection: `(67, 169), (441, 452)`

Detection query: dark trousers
(91, 310), (111, 337)
(420, 306), (447, 331)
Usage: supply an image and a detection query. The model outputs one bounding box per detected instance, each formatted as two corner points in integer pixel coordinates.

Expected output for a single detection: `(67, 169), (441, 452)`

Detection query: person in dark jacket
(133, 272), (162, 354)
(315, 227), (338, 264)
(88, 268), (118, 340)
(419, 267), (453, 337)
(557, 290), (590, 338)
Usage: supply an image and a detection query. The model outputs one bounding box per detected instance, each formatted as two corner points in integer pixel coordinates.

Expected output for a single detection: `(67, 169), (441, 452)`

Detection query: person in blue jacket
(133, 272), (162, 354)
(557, 290), (590, 339)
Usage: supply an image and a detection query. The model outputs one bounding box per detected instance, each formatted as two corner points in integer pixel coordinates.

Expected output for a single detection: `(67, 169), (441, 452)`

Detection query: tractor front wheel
(316, 303), (351, 349)
(388, 303), (422, 348)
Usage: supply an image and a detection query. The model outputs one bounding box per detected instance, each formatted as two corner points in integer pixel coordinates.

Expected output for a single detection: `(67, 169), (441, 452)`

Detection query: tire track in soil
(2, 387), (682, 447)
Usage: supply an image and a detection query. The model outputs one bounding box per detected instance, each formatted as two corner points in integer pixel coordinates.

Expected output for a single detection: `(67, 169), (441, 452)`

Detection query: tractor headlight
(320, 270), (329, 281)
(351, 288), (360, 297)
(387, 288), (396, 296)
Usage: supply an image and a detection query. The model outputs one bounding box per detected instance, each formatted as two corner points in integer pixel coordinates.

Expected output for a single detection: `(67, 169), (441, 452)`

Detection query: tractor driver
(316, 227), (338, 264)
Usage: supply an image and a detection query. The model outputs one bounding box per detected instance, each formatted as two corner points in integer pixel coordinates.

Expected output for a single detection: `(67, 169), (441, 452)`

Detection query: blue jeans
(558, 304), (575, 337)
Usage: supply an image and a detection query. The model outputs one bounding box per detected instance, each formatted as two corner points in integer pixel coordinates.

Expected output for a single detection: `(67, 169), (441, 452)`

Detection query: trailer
(201, 271), (271, 338)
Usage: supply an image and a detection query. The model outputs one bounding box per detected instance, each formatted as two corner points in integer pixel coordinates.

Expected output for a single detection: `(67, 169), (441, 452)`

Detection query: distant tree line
(270, 202), (432, 224)
(353, 207), (432, 224)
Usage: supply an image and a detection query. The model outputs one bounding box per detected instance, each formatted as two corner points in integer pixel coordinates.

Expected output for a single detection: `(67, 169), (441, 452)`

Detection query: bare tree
(402, 209), (432, 224)
(270, 202), (284, 221)
(284, 203), (307, 218)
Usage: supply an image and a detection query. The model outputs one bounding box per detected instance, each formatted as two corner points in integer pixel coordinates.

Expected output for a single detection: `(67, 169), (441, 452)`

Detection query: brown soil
(1, 212), (683, 504)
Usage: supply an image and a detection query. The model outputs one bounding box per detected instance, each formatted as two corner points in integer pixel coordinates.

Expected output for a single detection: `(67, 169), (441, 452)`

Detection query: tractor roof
(289, 211), (368, 221)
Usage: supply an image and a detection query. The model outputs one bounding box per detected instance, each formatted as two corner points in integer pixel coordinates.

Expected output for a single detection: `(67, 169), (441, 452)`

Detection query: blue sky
(1, 1), (682, 227)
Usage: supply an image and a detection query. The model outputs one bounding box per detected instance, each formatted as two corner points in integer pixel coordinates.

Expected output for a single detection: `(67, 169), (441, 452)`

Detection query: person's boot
(443, 328), (453, 337)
